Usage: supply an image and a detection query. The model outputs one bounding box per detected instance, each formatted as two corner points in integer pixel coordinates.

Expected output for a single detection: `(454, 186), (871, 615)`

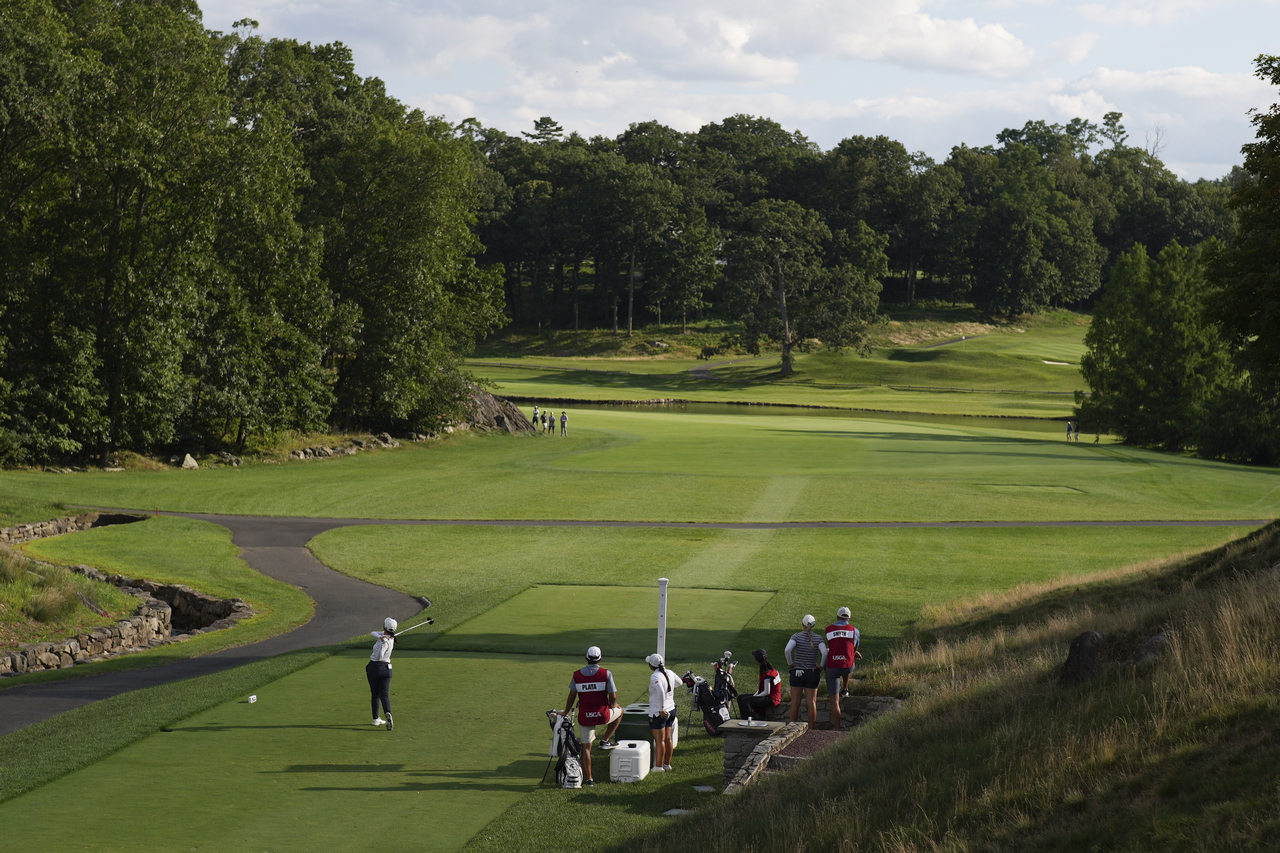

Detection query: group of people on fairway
(531, 404), (567, 435)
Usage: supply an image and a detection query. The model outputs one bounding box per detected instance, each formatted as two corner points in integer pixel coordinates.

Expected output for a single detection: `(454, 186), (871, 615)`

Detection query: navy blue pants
(366, 661), (392, 718)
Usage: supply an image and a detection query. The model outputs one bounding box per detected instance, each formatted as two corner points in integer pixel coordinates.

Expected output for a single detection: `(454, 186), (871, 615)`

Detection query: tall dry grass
(620, 522), (1280, 853)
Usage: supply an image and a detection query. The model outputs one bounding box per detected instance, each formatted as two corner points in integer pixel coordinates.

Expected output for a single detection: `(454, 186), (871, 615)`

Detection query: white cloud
(1050, 32), (1100, 65)
(1075, 0), (1213, 26)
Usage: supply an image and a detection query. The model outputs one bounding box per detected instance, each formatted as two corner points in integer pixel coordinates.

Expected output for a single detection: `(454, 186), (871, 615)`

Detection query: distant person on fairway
(561, 645), (623, 786)
(646, 653), (679, 772)
(367, 617), (397, 729)
(786, 614), (826, 726)
(533, 404), (539, 423)
(560, 411), (568, 436)
(824, 607), (861, 730)
(737, 648), (782, 722)
(1066, 422), (1073, 441)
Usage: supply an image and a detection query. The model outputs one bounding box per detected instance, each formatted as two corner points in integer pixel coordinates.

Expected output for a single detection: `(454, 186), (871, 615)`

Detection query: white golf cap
(837, 606), (851, 618)
(586, 646), (602, 661)
(646, 653), (664, 667)
(802, 614), (816, 628)
(384, 617), (398, 632)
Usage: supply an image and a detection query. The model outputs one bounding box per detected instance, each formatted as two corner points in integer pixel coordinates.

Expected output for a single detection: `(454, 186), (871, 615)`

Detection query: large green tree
(1077, 242), (1231, 449)
(723, 200), (885, 374)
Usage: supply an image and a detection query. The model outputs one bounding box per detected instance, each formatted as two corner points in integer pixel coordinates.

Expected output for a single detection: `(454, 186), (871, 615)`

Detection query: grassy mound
(617, 521), (1280, 853)
(0, 549), (137, 648)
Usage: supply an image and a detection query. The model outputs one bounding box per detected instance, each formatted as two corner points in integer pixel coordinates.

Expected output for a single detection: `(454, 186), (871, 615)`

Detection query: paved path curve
(0, 513), (422, 737)
(1, 511), (1270, 736)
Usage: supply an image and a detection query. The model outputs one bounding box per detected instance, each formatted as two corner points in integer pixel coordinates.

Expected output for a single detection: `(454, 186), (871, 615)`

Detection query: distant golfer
(367, 617), (396, 729)
(561, 645), (623, 786)
(560, 411), (568, 436)
(824, 607), (861, 731)
(786, 614), (826, 726)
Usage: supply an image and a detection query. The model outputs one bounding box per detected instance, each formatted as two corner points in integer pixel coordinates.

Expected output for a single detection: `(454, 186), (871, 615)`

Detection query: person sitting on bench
(737, 648), (782, 721)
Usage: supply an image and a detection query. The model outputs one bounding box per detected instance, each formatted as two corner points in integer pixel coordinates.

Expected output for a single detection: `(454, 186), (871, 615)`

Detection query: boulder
(1134, 632), (1170, 665)
(1060, 631), (1104, 684)
(181, 454), (199, 470)
(462, 383), (537, 435)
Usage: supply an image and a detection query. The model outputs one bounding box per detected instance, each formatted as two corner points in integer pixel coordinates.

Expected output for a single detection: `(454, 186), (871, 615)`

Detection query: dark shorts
(648, 713), (676, 730)
(788, 666), (821, 690)
(826, 666), (854, 696)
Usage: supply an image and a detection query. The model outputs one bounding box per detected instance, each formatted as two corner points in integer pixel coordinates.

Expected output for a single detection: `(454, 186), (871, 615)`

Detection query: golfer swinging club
(367, 617), (397, 729)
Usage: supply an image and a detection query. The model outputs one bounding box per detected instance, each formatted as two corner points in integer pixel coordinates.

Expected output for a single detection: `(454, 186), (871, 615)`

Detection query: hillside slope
(620, 521), (1280, 853)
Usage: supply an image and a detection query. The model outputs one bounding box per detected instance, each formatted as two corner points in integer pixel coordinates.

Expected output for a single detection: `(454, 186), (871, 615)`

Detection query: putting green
(433, 584), (774, 661)
(0, 651), (654, 853)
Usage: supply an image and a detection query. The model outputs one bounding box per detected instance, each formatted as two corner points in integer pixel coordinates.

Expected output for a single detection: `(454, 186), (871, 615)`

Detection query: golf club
(394, 597), (433, 636)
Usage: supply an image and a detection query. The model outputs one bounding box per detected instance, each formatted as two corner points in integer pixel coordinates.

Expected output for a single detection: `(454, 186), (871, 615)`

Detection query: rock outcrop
(462, 384), (537, 434)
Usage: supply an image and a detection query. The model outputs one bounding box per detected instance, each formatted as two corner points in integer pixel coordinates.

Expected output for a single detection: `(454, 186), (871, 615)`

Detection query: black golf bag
(682, 651), (738, 736)
(545, 710), (583, 788)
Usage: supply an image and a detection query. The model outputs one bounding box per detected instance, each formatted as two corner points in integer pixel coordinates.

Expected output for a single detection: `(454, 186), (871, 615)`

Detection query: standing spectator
(737, 648), (782, 722)
(785, 614), (826, 726)
(824, 607), (861, 731)
(560, 411), (568, 436)
(560, 645), (623, 786)
(1066, 422), (1073, 441)
(646, 653), (679, 772)
(533, 404), (540, 424)
(366, 617), (397, 729)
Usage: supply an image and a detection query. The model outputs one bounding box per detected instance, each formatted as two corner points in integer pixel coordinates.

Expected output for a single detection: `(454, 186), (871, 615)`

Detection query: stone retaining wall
(0, 566), (257, 677)
(723, 721), (808, 794)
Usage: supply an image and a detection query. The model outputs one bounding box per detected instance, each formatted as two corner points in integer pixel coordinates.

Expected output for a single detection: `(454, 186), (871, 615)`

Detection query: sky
(199, 0), (1280, 180)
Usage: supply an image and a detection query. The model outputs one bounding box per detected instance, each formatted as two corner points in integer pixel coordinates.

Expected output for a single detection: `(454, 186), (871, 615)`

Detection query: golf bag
(545, 710), (583, 789)
(682, 651), (738, 737)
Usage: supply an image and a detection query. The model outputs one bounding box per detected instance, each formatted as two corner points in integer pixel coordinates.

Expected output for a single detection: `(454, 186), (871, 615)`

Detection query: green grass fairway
(312, 524), (1259, 662)
(1, 410), (1277, 523)
(470, 363), (1078, 418)
(0, 651), (658, 853)
(434, 584), (773, 661)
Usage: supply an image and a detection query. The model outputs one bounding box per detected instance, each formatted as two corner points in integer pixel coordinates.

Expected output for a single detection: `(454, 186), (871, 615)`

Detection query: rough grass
(0, 549), (137, 647)
(611, 522), (1280, 853)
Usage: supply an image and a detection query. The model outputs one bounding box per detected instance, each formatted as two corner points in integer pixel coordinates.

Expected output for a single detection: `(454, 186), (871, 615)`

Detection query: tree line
(0, 0), (1268, 467)
(0, 0), (503, 465)
(1077, 56), (1280, 467)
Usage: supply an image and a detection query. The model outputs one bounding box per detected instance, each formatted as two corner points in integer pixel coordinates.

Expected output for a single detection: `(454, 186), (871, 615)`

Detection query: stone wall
(722, 721), (808, 794)
(0, 512), (142, 546)
(0, 593), (172, 676)
(0, 566), (257, 677)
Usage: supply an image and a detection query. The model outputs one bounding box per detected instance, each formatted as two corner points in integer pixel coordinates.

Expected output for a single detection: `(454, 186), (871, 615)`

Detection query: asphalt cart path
(0, 513), (421, 737)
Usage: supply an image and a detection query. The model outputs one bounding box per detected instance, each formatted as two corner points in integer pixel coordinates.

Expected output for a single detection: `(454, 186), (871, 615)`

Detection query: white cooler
(608, 741), (651, 783)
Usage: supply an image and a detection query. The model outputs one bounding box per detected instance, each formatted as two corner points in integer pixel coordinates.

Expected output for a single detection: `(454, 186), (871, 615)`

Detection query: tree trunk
(906, 260), (917, 305)
(774, 256), (793, 376)
(682, 308), (687, 335)
(627, 251), (635, 337)
(574, 301), (579, 334)
(612, 297), (618, 335)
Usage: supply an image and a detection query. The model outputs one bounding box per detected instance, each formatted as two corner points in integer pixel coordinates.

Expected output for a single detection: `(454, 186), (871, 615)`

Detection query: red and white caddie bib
(572, 667), (611, 725)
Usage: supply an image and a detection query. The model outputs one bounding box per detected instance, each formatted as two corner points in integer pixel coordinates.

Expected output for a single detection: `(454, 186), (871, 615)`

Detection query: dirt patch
(777, 728), (847, 758)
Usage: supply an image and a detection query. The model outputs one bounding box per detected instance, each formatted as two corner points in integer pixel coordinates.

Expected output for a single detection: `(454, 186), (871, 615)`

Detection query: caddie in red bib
(561, 645), (624, 786)
(825, 606), (861, 731)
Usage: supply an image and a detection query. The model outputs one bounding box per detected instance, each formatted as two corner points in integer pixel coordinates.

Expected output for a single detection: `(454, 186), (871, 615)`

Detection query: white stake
(657, 578), (669, 660)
